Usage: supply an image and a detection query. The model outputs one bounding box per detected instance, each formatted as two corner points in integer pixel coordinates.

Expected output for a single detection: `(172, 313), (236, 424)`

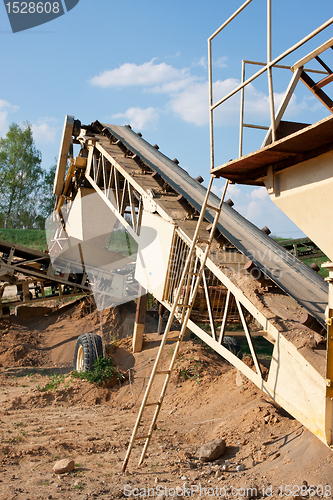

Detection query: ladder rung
(206, 203), (220, 211)
(196, 238), (209, 244)
(145, 401), (161, 407)
(134, 434), (151, 441)
(187, 272), (200, 276)
(155, 370), (171, 375)
(177, 303), (190, 308)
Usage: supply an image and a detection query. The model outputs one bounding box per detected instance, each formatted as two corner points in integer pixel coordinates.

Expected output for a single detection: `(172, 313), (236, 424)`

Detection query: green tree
(40, 161), (56, 220)
(0, 122), (43, 229)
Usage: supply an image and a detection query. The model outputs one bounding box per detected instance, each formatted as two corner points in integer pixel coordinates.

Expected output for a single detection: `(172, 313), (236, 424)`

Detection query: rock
(236, 369), (245, 387)
(236, 464), (245, 471)
(199, 439), (226, 462)
(221, 464), (229, 472)
(52, 459), (75, 474)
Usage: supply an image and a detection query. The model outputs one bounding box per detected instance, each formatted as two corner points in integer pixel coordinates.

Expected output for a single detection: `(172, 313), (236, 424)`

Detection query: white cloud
(212, 181), (243, 200)
(168, 81), (208, 126)
(213, 182), (270, 224)
(90, 59), (191, 88)
(245, 198), (266, 220)
(90, 58), (317, 131)
(229, 185), (277, 229)
(169, 78), (240, 126)
(111, 107), (159, 130)
(250, 187), (268, 200)
(244, 88), (309, 123)
(191, 56), (207, 69)
(32, 118), (58, 143)
(212, 181), (241, 198)
(0, 100), (19, 137)
(150, 76), (200, 94)
(215, 56), (228, 68)
(176, 79), (314, 127)
(227, 183), (242, 198)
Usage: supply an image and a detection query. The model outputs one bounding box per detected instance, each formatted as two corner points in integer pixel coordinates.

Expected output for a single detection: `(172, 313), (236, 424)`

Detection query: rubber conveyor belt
(101, 123), (328, 326)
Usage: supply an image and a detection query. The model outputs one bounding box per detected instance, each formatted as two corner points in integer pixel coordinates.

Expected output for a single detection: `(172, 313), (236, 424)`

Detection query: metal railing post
(267, 0), (276, 142)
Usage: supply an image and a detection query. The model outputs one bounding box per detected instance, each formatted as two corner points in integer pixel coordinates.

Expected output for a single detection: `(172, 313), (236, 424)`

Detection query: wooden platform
(211, 114), (333, 185)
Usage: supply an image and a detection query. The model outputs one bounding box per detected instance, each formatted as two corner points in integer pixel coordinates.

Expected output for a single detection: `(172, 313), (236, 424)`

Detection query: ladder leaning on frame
(122, 0), (248, 472)
(121, 175), (229, 472)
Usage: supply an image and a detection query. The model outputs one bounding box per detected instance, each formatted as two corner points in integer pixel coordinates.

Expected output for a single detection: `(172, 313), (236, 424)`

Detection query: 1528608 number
(278, 484), (332, 497)
(5, 2), (60, 14)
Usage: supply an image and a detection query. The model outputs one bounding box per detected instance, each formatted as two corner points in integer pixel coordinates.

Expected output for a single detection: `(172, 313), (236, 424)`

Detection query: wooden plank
(314, 72), (333, 90)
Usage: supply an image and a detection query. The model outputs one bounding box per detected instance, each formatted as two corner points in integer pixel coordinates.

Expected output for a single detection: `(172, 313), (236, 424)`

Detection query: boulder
(198, 439), (226, 462)
(52, 458), (75, 474)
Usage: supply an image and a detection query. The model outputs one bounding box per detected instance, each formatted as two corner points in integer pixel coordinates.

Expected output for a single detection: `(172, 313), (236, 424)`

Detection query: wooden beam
(300, 71), (333, 112)
(133, 286), (148, 353)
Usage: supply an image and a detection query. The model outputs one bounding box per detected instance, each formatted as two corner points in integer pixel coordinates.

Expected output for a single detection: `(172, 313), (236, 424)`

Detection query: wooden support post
(133, 287), (148, 353)
(157, 303), (166, 335)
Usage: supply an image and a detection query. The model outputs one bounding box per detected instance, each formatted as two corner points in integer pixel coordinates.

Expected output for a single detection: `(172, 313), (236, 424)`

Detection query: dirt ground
(0, 298), (332, 500)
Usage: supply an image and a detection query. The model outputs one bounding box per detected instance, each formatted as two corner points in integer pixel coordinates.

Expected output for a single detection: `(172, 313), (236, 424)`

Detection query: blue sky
(1, 0), (332, 237)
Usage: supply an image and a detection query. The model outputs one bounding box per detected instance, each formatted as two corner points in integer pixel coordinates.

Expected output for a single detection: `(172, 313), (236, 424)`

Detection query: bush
(72, 356), (117, 385)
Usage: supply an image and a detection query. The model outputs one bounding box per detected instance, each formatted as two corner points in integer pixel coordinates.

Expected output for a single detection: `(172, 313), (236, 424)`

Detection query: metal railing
(208, 0), (333, 169)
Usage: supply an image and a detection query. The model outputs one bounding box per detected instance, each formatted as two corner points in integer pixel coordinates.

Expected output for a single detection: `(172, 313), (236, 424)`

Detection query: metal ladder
(121, 175), (229, 472)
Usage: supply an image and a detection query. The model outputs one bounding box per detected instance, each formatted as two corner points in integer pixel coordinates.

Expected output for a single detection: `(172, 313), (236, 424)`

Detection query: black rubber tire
(222, 335), (242, 357)
(73, 333), (103, 372)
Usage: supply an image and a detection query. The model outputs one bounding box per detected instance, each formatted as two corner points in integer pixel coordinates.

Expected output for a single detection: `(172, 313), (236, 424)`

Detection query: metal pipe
(208, 0), (253, 41)
(208, 0), (253, 171)
(208, 38), (214, 172)
(243, 123), (270, 130)
(239, 60), (246, 157)
(243, 59), (328, 74)
(267, 0), (276, 142)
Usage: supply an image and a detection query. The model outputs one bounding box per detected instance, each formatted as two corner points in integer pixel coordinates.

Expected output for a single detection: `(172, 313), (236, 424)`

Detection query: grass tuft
(72, 356), (118, 385)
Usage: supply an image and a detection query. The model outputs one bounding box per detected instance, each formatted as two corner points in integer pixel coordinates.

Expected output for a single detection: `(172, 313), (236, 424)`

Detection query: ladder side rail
(122, 177), (229, 472)
(138, 200), (228, 466)
(122, 177), (215, 471)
